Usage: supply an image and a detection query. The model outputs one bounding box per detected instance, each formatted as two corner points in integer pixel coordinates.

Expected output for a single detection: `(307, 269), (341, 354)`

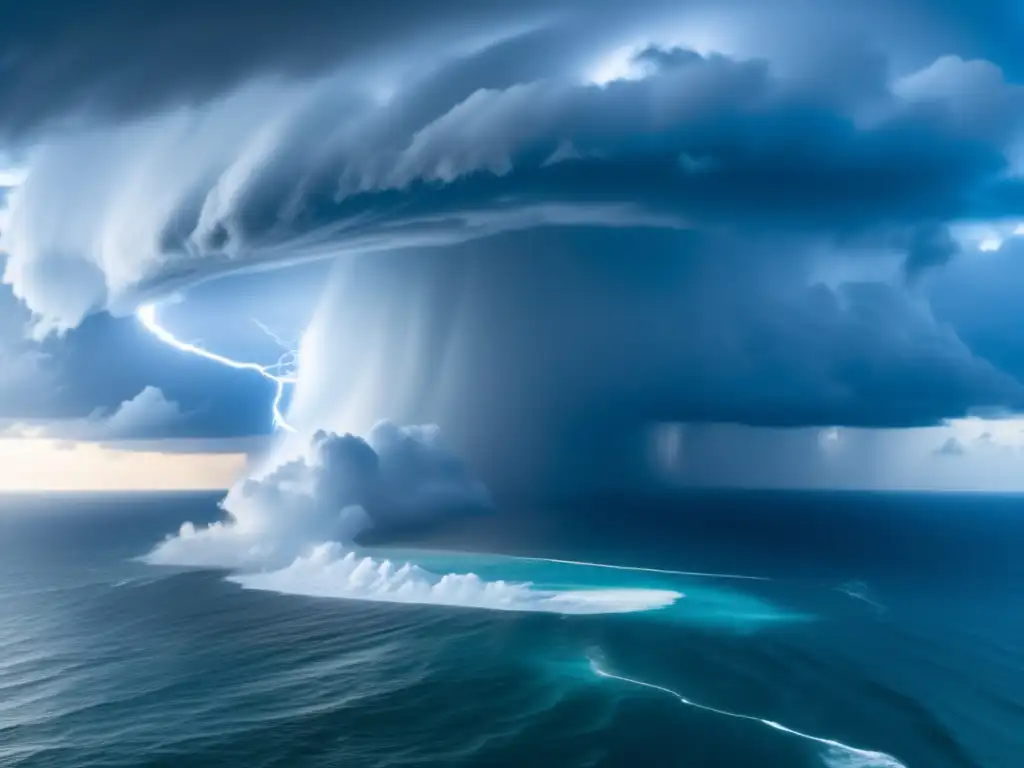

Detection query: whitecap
(228, 542), (682, 615)
(820, 745), (906, 768)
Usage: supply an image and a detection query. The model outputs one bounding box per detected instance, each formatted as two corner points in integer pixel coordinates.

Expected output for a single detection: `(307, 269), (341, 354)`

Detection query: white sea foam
(515, 554), (771, 581)
(144, 422), (687, 616)
(589, 657), (907, 768)
(228, 543), (683, 615)
(820, 747), (906, 768)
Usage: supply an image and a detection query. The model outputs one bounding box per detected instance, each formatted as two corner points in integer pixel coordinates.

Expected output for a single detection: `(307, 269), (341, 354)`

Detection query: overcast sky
(2, 0), (1024, 492)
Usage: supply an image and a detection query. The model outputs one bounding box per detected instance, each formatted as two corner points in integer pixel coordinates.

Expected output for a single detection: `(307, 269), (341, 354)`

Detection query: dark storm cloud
(0, 0), (562, 138)
(290, 231), (1024, 493)
(2, 0), (1022, 137)
(375, 63), (1010, 228)
(8, 37), (1023, 335)
(928, 235), (1024, 381)
(3, 0), (1024, 443)
(666, 278), (1021, 428)
(903, 224), (961, 280)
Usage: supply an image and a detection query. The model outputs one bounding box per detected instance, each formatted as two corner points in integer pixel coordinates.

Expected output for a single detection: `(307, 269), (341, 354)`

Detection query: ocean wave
(588, 655), (908, 768)
(228, 542), (683, 615)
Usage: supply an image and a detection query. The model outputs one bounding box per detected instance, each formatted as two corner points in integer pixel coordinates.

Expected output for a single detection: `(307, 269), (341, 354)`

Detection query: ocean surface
(0, 489), (1021, 767)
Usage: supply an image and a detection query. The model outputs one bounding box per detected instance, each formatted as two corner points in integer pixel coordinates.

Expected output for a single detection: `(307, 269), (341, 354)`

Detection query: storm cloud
(1, 0), (1024, 477)
(4, 3), (1024, 329)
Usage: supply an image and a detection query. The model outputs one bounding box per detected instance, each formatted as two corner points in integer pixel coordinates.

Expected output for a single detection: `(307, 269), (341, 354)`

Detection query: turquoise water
(1, 491), (1021, 766)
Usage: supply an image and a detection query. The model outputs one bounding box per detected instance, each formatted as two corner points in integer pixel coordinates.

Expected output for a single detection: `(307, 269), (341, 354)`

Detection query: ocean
(0, 489), (1021, 767)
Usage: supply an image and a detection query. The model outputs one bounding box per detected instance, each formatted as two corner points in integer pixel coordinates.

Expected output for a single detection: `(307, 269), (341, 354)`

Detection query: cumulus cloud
(87, 386), (187, 439)
(893, 56), (1024, 143)
(148, 420), (490, 568)
(7, 386), (188, 442)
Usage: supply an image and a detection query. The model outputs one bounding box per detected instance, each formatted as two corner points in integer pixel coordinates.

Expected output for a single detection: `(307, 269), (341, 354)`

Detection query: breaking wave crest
(228, 542), (683, 615)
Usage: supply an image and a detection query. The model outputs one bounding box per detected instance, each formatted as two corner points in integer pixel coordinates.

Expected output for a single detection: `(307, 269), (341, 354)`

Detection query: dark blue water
(1, 490), (1021, 767)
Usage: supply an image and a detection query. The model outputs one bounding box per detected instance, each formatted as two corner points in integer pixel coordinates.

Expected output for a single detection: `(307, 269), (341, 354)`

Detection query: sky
(2, 0), (1024, 493)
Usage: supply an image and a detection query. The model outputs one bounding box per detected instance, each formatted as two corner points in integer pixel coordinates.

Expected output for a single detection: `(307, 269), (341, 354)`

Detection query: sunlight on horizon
(0, 438), (247, 492)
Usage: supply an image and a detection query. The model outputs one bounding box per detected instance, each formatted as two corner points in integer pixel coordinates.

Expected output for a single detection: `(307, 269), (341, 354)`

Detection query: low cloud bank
(3, 386), (188, 442)
(148, 420), (491, 569)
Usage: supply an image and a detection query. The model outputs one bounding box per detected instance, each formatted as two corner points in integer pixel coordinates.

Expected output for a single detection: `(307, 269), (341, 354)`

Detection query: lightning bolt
(136, 303), (298, 432)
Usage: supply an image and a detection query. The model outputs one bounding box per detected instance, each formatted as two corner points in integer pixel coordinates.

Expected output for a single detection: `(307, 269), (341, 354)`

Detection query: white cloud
(945, 415), (1024, 450)
(143, 421), (676, 616)
(94, 386), (186, 438)
(5, 386), (188, 441)
(148, 420), (491, 569)
(893, 56), (1024, 143)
